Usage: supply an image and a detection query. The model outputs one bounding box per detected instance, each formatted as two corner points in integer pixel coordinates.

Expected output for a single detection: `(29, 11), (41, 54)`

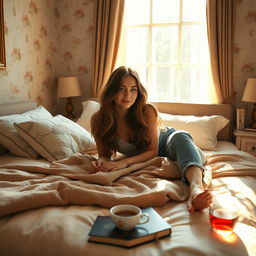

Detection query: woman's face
(114, 75), (138, 111)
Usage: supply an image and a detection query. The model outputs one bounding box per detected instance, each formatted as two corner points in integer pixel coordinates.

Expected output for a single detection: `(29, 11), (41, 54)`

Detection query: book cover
(237, 108), (245, 130)
(88, 207), (172, 248)
(245, 128), (256, 132)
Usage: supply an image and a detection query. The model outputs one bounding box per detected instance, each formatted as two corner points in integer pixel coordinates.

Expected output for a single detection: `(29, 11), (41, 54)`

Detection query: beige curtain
(92, 0), (125, 98)
(206, 0), (235, 104)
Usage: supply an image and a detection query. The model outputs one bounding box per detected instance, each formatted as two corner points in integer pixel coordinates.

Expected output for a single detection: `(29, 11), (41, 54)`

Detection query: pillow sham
(77, 100), (100, 132)
(0, 106), (53, 158)
(159, 113), (229, 150)
(14, 115), (97, 162)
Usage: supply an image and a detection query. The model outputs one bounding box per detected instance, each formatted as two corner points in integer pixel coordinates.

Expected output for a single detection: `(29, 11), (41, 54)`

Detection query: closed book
(88, 207), (171, 248)
(245, 128), (256, 132)
(237, 108), (245, 130)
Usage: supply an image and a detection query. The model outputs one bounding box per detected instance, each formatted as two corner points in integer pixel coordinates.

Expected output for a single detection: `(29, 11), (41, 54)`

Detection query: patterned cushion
(14, 115), (97, 161)
(0, 106), (53, 158)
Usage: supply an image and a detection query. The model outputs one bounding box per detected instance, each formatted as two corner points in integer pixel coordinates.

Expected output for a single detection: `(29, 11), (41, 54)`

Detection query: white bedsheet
(0, 141), (255, 256)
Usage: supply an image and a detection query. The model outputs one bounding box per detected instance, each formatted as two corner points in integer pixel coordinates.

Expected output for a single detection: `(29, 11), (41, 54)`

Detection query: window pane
(136, 66), (148, 88)
(182, 0), (206, 22)
(181, 25), (209, 64)
(149, 66), (178, 102)
(178, 66), (193, 102)
(179, 66), (210, 103)
(126, 28), (148, 65)
(148, 65), (210, 103)
(152, 0), (180, 23)
(125, 0), (150, 25)
(152, 26), (178, 63)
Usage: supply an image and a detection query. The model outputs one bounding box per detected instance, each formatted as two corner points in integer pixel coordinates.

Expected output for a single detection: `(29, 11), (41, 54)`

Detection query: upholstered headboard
(0, 101), (37, 116)
(152, 102), (233, 141)
(79, 99), (233, 141)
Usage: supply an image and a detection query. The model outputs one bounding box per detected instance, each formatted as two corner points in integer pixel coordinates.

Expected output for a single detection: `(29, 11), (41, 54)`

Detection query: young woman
(91, 66), (212, 212)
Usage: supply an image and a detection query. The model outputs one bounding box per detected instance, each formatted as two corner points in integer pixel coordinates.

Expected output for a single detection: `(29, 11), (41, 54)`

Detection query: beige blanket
(0, 151), (255, 218)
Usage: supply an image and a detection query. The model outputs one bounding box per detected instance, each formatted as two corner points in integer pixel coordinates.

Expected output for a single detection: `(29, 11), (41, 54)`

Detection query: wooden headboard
(152, 102), (233, 141)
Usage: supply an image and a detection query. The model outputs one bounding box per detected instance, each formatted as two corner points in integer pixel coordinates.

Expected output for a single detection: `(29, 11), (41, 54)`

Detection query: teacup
(110, 204), (150, 231)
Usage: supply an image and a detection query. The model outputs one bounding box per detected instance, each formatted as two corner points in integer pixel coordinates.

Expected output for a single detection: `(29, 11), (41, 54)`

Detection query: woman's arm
(91, 113), (112, 171)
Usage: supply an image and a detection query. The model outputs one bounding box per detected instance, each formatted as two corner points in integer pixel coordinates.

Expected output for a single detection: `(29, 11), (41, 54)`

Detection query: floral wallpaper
(234, 0), (256, 125)
(0, 0), (256, 124)
(0, 0), (94, 116)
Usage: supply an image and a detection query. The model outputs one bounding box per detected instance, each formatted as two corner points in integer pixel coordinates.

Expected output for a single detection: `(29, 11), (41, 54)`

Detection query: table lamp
(57, 77), (82, 120)
(242, 78), (256, 129)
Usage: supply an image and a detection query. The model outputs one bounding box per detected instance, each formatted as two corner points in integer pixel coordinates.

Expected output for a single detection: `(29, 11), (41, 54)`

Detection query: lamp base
(251, 123), (256, 129)
(250, 103), (256, 129)
(66, 97), (75, 120)
(251, 103), (256, 129)
(66, 113), (75, 120)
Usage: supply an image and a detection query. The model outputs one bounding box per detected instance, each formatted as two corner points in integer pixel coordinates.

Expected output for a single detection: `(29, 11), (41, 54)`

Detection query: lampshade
(57, 77), (82, 98)
(242, 78), (256, 103)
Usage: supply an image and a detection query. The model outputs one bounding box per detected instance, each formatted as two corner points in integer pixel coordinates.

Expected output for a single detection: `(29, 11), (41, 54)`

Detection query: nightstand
(234, 130), (256, 157)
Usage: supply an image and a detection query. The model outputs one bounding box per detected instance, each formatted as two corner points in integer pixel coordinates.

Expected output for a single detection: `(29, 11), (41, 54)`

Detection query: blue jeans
(158, 127), (204, 181)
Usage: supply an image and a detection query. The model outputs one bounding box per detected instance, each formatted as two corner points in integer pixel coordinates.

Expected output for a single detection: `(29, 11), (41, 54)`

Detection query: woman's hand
(91, 159), (105, 172)
(91, 159), (128, 172)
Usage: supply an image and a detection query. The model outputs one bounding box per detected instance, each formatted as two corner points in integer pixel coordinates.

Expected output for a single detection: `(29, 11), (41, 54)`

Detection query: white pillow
(0, 106), (53, 158)
(14, 115), (97, 162)
(77, 100), (100, 132)
(159, 113), (229, 150)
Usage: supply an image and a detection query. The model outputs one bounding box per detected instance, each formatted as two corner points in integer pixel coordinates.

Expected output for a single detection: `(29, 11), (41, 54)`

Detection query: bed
(0, 100), (255, 256)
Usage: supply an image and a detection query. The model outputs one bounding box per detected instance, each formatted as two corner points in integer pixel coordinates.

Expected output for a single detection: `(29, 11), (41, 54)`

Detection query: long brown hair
(91, 66), (158, 157)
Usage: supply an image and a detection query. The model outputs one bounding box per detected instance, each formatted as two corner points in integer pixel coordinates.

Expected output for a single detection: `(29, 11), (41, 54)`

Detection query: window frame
(117, 0), (211, 103)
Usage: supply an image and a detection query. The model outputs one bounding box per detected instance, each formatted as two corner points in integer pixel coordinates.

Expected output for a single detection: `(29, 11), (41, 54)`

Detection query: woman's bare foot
(188, 189), (212, 213)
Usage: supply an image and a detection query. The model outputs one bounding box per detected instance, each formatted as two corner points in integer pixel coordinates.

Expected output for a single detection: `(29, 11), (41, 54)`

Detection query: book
(88, 207), (172, 248)
(244, 128), (256, 132)
(236, 108), (245, 130)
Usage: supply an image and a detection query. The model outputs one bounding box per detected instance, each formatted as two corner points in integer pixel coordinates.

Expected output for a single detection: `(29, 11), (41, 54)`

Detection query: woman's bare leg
(185, 166), (212, 212)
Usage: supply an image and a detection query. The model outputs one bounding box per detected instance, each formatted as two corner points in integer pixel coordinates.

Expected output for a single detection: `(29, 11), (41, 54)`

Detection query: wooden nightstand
(234, 129), (256, 157)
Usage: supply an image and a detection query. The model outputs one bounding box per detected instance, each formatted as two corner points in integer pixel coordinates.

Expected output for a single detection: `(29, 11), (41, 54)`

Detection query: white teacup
(110, 204), (150, 231)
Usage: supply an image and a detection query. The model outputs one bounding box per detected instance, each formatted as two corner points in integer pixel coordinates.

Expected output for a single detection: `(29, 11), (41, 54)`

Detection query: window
(117, 0), (212, 103)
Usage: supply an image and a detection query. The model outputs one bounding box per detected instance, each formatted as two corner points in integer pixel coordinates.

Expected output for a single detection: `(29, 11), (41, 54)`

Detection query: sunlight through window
(117, 0), (212, 103)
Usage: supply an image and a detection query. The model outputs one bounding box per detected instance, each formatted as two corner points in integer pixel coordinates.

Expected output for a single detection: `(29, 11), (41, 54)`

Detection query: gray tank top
(117, 137), (141, 156)
(117, 128), (162, 156)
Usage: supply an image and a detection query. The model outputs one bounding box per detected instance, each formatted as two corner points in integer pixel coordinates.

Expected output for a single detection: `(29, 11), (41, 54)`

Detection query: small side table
(234, 129), (256, 157)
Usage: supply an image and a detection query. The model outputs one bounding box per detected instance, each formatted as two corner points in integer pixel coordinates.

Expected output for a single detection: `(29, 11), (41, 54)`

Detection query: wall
(0, 0), (256, 125)
(0, 0), (58, 110)
(54, 0), (94, 117)
(234, 0), (256, 126)
(0, 0), (94, 117)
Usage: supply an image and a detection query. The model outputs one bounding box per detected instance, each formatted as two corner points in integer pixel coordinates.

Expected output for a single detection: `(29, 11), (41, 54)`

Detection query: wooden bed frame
(0, 101), (233, 141)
